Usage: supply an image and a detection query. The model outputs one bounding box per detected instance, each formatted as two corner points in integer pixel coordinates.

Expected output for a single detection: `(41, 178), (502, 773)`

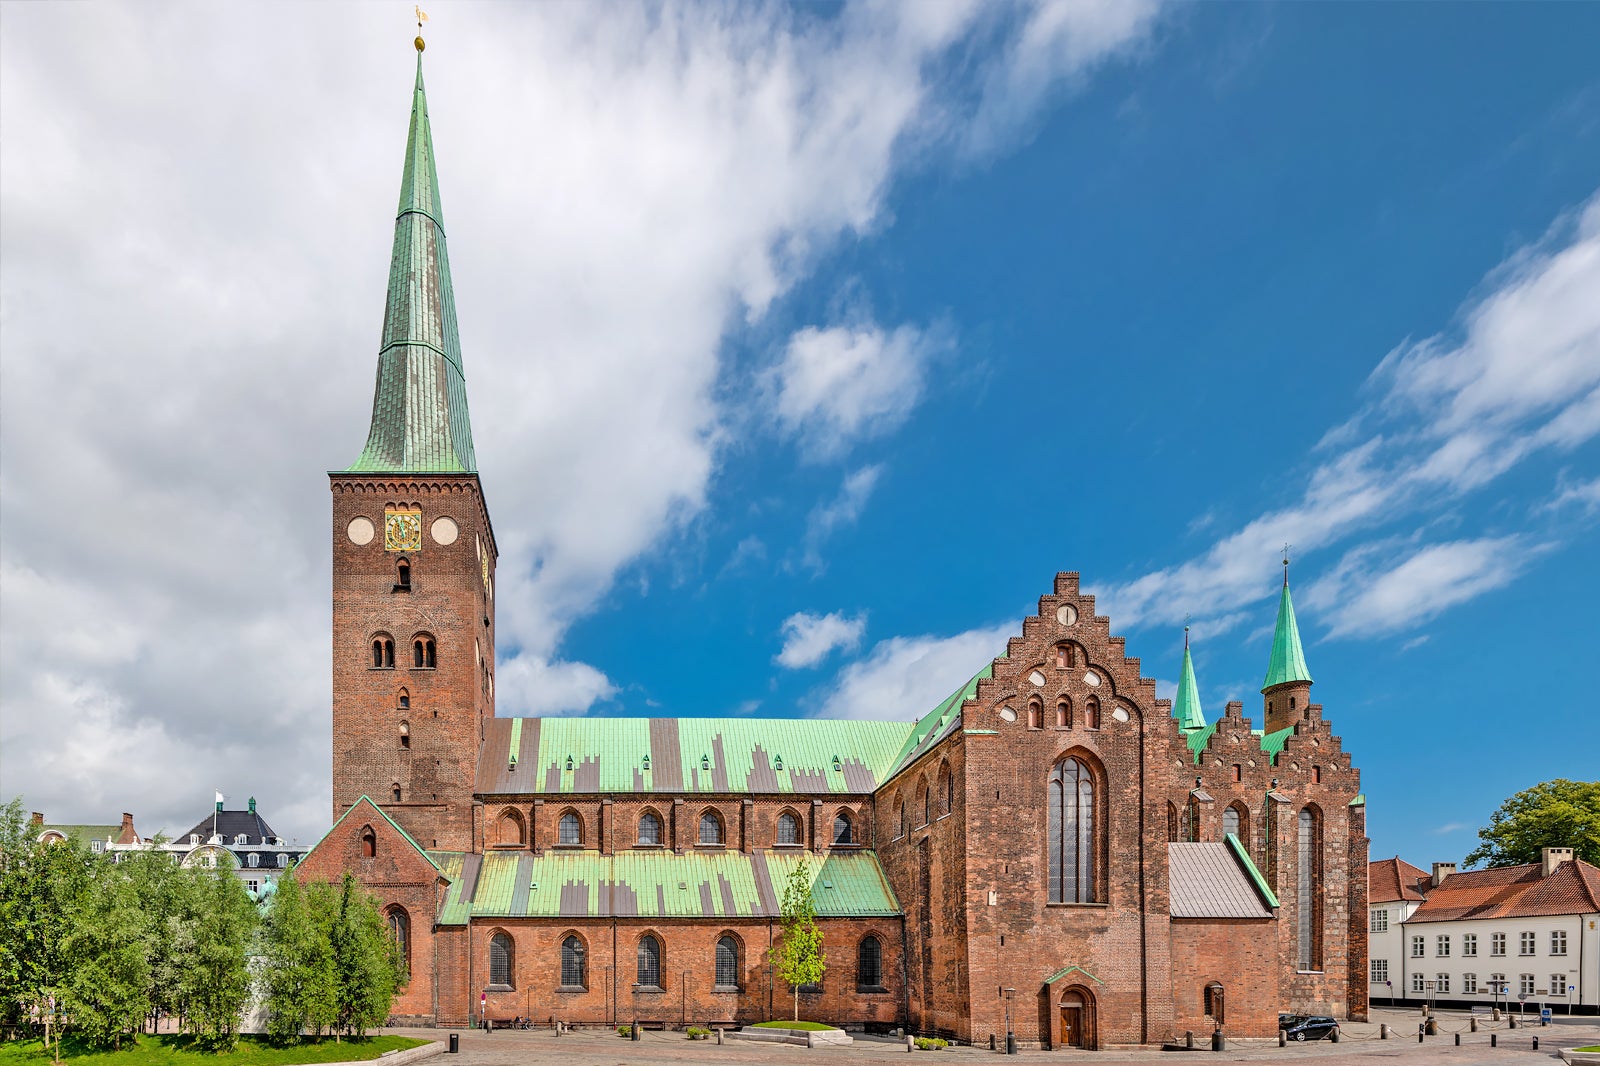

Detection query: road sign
(1519, 993), (1528, 1002)
(1541, 1009), (1552, 1023)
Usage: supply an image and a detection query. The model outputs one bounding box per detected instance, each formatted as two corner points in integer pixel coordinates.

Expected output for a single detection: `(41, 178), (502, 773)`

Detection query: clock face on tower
(385, 509), (423, 552)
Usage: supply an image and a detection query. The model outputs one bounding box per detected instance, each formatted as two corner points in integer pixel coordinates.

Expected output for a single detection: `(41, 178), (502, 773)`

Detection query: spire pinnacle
(1173, 626), (1206, 732)
(1261, 566), (1313, 692)
(346, 41), (477, 475)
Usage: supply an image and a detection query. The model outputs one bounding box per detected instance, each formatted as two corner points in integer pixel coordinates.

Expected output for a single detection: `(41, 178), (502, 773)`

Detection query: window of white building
(1411, 935), (1425, 958)
(1491, 933), (1506, 956)
(1411, 972), (1427, 993)
(1436, 973), (1450, 994)
(1437, 935), (1450, 957)
(1519, 974), (1535, 996)
(1551, 931), (1567, 956)
(1463, 973), (1477, 994)
(1551, 974), (1568, 996)
(1371, 959), (1388, 983)
(1371, 909), (1388, 933)
(1519, 932), (1536, 956)
(1463, 933), (1477, 957)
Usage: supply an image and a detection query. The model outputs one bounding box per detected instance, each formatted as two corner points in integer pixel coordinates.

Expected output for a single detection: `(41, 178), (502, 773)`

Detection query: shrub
(915, 1036), (948, 1050)
(616, 1025), (632, 1038)
(686, 1026), (711, 1039)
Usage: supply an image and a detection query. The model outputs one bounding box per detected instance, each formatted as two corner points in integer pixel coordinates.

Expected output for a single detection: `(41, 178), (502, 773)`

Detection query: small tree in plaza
(260, 867), (336, 1042)
(769, 857), (826, 1021)
(329, 874), (405, 1040)
(171, 860), (258, 1049)
(59, 866), (152, 1048)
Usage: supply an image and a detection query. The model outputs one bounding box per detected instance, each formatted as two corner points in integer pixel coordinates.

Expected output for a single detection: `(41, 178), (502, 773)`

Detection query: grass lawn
(748, 1021), (837, 1031)
(1570, 1047), (1600, 1053)
(0, 1034), (427, 1066)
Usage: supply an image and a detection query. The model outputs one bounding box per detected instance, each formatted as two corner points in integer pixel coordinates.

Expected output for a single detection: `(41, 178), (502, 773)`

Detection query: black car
(1279, 1015), (1339, 1042)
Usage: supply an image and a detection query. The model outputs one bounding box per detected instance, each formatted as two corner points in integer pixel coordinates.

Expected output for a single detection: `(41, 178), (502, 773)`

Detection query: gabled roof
(1369, 857), (1430, 903)
(38, 824), (122, 845)
(313, 795), (441, 874)
(1262, 577), (1312, 691)
(177, 808), (280, 846)
(1408, 859), (1600, 923)
(429, 848), (898, 925)
(1169, 837), (1276, 918)
(476, 716), (916, 796)
(346, 54), (476, 474)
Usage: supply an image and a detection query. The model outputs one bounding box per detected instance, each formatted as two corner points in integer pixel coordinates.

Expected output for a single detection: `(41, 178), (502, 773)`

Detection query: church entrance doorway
(1059, 988), (1094, 1049)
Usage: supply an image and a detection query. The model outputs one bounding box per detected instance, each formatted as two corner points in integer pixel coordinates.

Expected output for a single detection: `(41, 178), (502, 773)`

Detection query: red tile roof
(1408, 859), (1600, 923)
(1369, 857), (1431, 902)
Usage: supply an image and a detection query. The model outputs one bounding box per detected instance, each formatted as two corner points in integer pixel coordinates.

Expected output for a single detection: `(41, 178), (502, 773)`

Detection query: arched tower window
(392, 783), (402, 803)
(776, 810), (801, 846)
(920, 782), (932, 827)
(398, 688), (409, 709)
(1048, 757), (1097, 903)
(412, 636), (436, 669)
(857, 935), (884, 989)
(1055, 643), (1076, 669)
(715, 935), (740, 990)
(560, 934), (586, 989)
(558, 810), (583, 846)
(1056, 698), (1071, 728)
(399, 720), (410, 749)
(1223, 802), (1249, 844)
(832, 811), (853, 845)
(1297, 807), (1323, 971)
(396, 559), (411, 590)
(636, 934), (662, 988)
(387, 906), (411, 971)
(489, 932), (514, 988)
(699, 810), (723, 845)
(1083, 696), (1100, 729)
(638, 811), (663, 846)
(1221, 805), (1239, 840)
(372, 636), (395, 669)
(895, 798), (907, 840)
(1028, 696), (1043, 730)
(361, 825), (376, 858)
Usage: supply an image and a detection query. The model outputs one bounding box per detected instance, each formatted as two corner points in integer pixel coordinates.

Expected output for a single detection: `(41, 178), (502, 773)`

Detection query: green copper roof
(1259, 726), (1294, 761)
(1261, 578), (1312, 691)
(347, 56), (476, 474)
(1224, 832), (1280, 908)
(430, 849), (899, 925)
(1172, 639), (1206, 732)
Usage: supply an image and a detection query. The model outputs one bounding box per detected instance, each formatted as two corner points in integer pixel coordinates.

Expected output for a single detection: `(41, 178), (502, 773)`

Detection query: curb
(309, 1040), (445, 1066)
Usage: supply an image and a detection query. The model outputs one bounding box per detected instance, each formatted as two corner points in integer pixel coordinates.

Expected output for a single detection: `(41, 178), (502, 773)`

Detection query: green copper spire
(1261, 560), (1313, 691)
(347, 49), (477, 474)
(1173, 626), (1206, 732)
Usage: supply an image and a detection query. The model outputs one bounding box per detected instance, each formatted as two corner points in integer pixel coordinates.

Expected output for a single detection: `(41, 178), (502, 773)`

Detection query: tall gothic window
(1221, 805), (1240, 840)
(714, 935), (739, 990)
(558, 811), (582, 846)
(638, 811), (662, 846)
(857, 935), (883, 989)
(387, 907), (410, 971)
(1047, 757), (1096, 903)
(637, 935), (662, 988)
(490, 932), (514, 987)
(833, 812), (853, 845)
(1297, 807), (1322, 971)
(699, 810), (723, 845)
(777, 810), (801, 846)
(560, 935), (586, 988)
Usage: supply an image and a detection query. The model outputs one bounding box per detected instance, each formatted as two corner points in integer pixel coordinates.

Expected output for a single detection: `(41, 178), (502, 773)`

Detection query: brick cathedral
(297, 46), (1369, 1048)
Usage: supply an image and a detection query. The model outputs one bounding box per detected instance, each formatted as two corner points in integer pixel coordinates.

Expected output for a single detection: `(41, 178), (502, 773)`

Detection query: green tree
(260, 868), (337, 1042)
(122, 838), (195, 1033)
(172, 861), (258, 1049)
(0, 801), (92, 1052)
(768, 858), (825, 1021)
(1465, 779), (1600, 869)
(59, 866), (151, 1048)
(328, 874), (405, 1039)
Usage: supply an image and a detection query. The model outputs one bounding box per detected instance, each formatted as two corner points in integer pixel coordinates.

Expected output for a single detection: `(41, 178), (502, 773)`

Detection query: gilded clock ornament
(385, 509), (423, 552)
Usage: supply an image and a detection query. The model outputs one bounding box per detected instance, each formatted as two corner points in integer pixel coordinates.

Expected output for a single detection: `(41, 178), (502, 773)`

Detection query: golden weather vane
(415, 6), (429, 52)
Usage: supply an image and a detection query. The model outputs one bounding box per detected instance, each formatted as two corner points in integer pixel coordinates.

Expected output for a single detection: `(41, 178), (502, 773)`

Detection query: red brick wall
(1170, 918), (1281, 1037)
(330, 475), (497, 854)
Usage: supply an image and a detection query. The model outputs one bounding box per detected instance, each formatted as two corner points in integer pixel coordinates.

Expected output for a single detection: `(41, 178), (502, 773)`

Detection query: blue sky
(2, 2), (1596, 858)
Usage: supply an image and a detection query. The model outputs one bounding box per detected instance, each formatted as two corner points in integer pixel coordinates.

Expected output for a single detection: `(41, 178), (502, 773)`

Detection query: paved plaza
(379, 1009), (1600, 1066)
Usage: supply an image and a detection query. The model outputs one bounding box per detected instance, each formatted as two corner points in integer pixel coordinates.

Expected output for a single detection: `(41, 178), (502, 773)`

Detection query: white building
(1368, 848), (1599, 1016)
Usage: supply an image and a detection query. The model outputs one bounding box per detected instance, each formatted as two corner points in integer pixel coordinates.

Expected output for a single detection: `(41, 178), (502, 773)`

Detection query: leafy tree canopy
(1465, 779), (1600, 869)
(769, 858), (825, 1021)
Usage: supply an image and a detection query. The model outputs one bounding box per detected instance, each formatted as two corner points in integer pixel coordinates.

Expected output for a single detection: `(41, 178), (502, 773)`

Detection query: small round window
(998, 705), (1017, 722)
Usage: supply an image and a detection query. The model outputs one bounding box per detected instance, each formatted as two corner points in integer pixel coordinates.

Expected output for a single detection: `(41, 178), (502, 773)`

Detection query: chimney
(248, 796), (257, 815)
(1432, 862), (1456, 887)
(30, 812), (43, 827)
(1542, 847), (1574, 877)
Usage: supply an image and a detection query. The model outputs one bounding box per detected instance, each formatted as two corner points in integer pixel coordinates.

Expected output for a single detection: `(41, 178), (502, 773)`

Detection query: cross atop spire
(345, 42), (477, 474)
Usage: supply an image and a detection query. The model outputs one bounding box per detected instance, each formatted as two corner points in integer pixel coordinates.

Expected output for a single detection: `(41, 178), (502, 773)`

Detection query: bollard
(906, 1034), (915, 1053)
(1331, 1027), (1340, 1044)
(1186, 1030), (1195, 1049)
(990, 1035), (997, 1051)
(1007, 1032), (1018, 1056)
(1533, 1037), (1539, 1051)
(1380, 1024), (1389, 1040)
(1280, 1030), (1287, 1047)
(631, 1018), (641, 1042)
(1419, 1023), (1426, 1044)
(1491, 1034), (1497, 1048)
(1427, 1018), (1439, 1036)
(1510, 1015), (1518, 1029)
(716, 1028), (724, 1046)
(1455, 1033), (1461, 1046)
(1212, 1029), (1226, 1052)
(1472, 1017), (1479, 1033)
(448, 1033), (459, 1055)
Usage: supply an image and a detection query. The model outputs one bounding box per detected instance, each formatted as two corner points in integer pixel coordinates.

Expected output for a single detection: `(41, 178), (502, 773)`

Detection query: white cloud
(1096, 190), (1600, 639)
(1545, 473), (1600, 516)
(816, 621), (1015, 721)
(801, 464), (884, 570)
(0, 4), (1162, 839)
(769, 321), (942, 459)
(1305, 536), (1540, 639)
(776, 611), (867, 668)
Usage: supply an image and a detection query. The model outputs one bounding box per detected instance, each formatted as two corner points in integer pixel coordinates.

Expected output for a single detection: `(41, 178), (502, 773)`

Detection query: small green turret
(1173, 626), (1207, 733)
(1261, 556), (1312, 733)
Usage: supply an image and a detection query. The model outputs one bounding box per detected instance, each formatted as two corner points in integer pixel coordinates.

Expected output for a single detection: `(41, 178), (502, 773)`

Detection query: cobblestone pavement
(377, 1009), (1600, 1066)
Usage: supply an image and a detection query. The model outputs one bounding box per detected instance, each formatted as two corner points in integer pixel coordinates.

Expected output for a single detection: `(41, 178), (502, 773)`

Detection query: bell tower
(1260, 555), (1311, 735)
(329, 41), (494, 853)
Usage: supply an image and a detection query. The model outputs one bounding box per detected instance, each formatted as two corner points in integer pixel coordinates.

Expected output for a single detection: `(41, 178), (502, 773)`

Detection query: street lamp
(1003, 987), (1016, 1055)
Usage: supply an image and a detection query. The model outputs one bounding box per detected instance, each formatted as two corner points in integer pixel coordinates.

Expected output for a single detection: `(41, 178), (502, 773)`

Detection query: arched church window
(1047, 757), (1097, 903)
(1028, 697), (1043, 730)
(699, 810), (723, 845)
(1221, 805), (1240, 840)
(857, 935), (883, 989)
(372, 636), (395, 669)
(489, 932), (514, 988)
(387, 907), (411, 971)
(714, 935), (740, 990)
(361, 825), (376, 858)
(637, 935), (662, 988)
(413, 636), (436, 669)
(1056, 698), (1071, 728)
(638, 811), (662, 846)
(1297, 807), (1322, 971)
(1083, 696), (1100, 730)
(560, 935), (586, 989)
(832, 811), (853, 845)
(558, 810), (582, 846)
